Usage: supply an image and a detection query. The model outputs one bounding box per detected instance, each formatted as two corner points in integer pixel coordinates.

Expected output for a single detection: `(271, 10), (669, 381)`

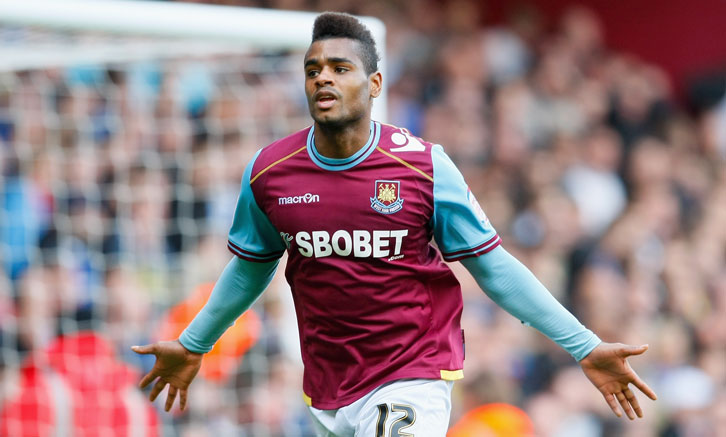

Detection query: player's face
(304, 38), (381, 127)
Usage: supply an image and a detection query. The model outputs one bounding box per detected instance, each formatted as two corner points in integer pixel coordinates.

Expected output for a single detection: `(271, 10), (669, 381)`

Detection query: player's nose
(315, 66), (334, 86)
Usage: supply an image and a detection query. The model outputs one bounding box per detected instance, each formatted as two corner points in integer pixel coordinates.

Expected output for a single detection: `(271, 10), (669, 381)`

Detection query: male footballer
(133, 12), (656, 436)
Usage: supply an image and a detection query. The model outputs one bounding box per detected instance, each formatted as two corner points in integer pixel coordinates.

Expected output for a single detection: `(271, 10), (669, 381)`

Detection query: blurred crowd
(1, 0), (725, 436)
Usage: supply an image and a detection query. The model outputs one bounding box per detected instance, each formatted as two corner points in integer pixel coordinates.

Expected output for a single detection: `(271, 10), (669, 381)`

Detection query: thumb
(621, 343), (649, 357)
(131, 344), (156, 355)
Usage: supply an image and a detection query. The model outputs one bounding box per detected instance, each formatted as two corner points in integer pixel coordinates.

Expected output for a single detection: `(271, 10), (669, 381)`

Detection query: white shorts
(308, 378), (454, 437)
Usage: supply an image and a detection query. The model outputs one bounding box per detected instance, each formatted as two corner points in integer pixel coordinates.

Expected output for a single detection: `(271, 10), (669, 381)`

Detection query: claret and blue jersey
(228, 121), (500, 410)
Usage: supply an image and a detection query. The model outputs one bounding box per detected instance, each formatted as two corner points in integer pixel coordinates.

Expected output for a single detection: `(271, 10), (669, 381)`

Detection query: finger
(131, 344), (157, 355)
(179, 389), (188, 411)
(165, 386), (178, 412)
(624, 388), (643, 418)
(138, 370), (158, 389)
(604, 392), (622, 418)
(149, 378), (167, 402)
(616, 392), (635, 420)
(631, 373), (658, 400)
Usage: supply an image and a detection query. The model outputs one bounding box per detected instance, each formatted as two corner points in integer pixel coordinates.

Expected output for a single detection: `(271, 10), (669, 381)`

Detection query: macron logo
(278, 193), (320, 205)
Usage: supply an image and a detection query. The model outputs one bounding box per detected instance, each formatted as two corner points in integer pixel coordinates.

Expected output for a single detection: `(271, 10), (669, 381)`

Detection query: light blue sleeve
(227, 149), (286, 262)
(431, 145), (501, 261)
(179, 256), (279, 353)
(460, 246), (601, 361)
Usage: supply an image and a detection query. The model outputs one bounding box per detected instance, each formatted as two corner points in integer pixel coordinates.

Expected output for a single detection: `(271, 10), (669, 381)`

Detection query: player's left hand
(579, 342), (657, 420)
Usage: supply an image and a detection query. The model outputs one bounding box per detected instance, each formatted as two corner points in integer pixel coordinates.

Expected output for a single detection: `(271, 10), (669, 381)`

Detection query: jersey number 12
(375, 403), (416, 437)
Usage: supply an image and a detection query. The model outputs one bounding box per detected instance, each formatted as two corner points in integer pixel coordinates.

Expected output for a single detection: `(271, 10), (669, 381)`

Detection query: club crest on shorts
(371, 180), (404, 214)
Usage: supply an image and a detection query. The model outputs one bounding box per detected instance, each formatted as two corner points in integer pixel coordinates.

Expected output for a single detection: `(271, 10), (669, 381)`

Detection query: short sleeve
(431, 145), (501, 261)
(227, 150), (286, 262)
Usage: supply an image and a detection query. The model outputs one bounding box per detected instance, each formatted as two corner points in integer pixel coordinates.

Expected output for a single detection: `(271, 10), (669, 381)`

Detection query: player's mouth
(314, 90), (338, 109)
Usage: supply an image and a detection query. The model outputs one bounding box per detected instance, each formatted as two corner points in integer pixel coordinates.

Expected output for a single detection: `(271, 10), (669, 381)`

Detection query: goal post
(0, 0), (388, 120)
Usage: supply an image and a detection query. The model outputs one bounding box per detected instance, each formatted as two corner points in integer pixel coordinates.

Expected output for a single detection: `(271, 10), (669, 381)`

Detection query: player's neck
(313, 116), (371, 159)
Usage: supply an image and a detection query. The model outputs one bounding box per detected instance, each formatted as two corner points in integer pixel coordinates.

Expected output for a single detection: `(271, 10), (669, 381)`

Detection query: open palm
(580, 342), (657, 419)
(132, 340), (203, 411)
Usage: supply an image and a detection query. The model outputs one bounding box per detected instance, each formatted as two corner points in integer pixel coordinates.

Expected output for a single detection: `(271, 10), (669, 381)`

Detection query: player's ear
(369, 71), (382, 99)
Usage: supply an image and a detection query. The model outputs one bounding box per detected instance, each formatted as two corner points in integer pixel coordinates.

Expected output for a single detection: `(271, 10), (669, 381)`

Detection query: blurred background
(0, 0), (724, 436)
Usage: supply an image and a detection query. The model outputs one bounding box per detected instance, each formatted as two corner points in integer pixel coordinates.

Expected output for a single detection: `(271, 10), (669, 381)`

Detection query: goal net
(0, 1), (385, 436)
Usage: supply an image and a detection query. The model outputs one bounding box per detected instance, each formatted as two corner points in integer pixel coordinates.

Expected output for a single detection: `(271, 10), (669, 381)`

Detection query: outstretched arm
(460, 246), (600, 361)
(427, 143), (655, 417)
(460, 246), (656, 418)
(132, 256), (279, 411)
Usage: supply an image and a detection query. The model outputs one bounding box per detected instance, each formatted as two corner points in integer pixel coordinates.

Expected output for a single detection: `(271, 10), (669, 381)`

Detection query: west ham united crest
(371, 180), (404, 214)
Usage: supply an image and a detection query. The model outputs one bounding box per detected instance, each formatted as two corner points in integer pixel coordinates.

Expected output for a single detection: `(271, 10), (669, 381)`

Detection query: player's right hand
(579, 342), (657, 420)
(132, 340), (203, 412)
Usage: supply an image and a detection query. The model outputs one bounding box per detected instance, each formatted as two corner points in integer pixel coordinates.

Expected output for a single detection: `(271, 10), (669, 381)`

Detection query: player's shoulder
(252, 126), (311, 172)
(376, 122), (438, 156)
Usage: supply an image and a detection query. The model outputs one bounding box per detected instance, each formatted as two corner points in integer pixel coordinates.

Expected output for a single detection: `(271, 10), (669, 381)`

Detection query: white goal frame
(0, 0), (388, 121)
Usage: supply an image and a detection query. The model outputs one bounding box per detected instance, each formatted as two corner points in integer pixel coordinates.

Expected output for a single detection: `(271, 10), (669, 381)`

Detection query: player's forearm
(179, 256), (279, 353)
(460, 245), (601, 361)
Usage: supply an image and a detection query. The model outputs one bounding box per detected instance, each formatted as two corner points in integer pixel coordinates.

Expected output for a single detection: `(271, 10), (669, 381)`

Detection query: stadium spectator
(0, 331), (160, 437)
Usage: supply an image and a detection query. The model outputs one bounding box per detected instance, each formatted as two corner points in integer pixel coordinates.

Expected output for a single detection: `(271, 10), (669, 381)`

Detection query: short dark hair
(311, 12), (380, 75)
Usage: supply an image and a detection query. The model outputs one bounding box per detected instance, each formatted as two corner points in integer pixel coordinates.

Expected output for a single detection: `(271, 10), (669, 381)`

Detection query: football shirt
(229, 121), (499, 409)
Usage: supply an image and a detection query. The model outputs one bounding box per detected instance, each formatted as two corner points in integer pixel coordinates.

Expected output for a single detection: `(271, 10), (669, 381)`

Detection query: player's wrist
(175, 338), (204, 358)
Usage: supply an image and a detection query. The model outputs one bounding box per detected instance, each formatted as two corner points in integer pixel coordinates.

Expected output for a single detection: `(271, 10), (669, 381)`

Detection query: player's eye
(307, 70), (319, 78)
(335, 66), (349, 73)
